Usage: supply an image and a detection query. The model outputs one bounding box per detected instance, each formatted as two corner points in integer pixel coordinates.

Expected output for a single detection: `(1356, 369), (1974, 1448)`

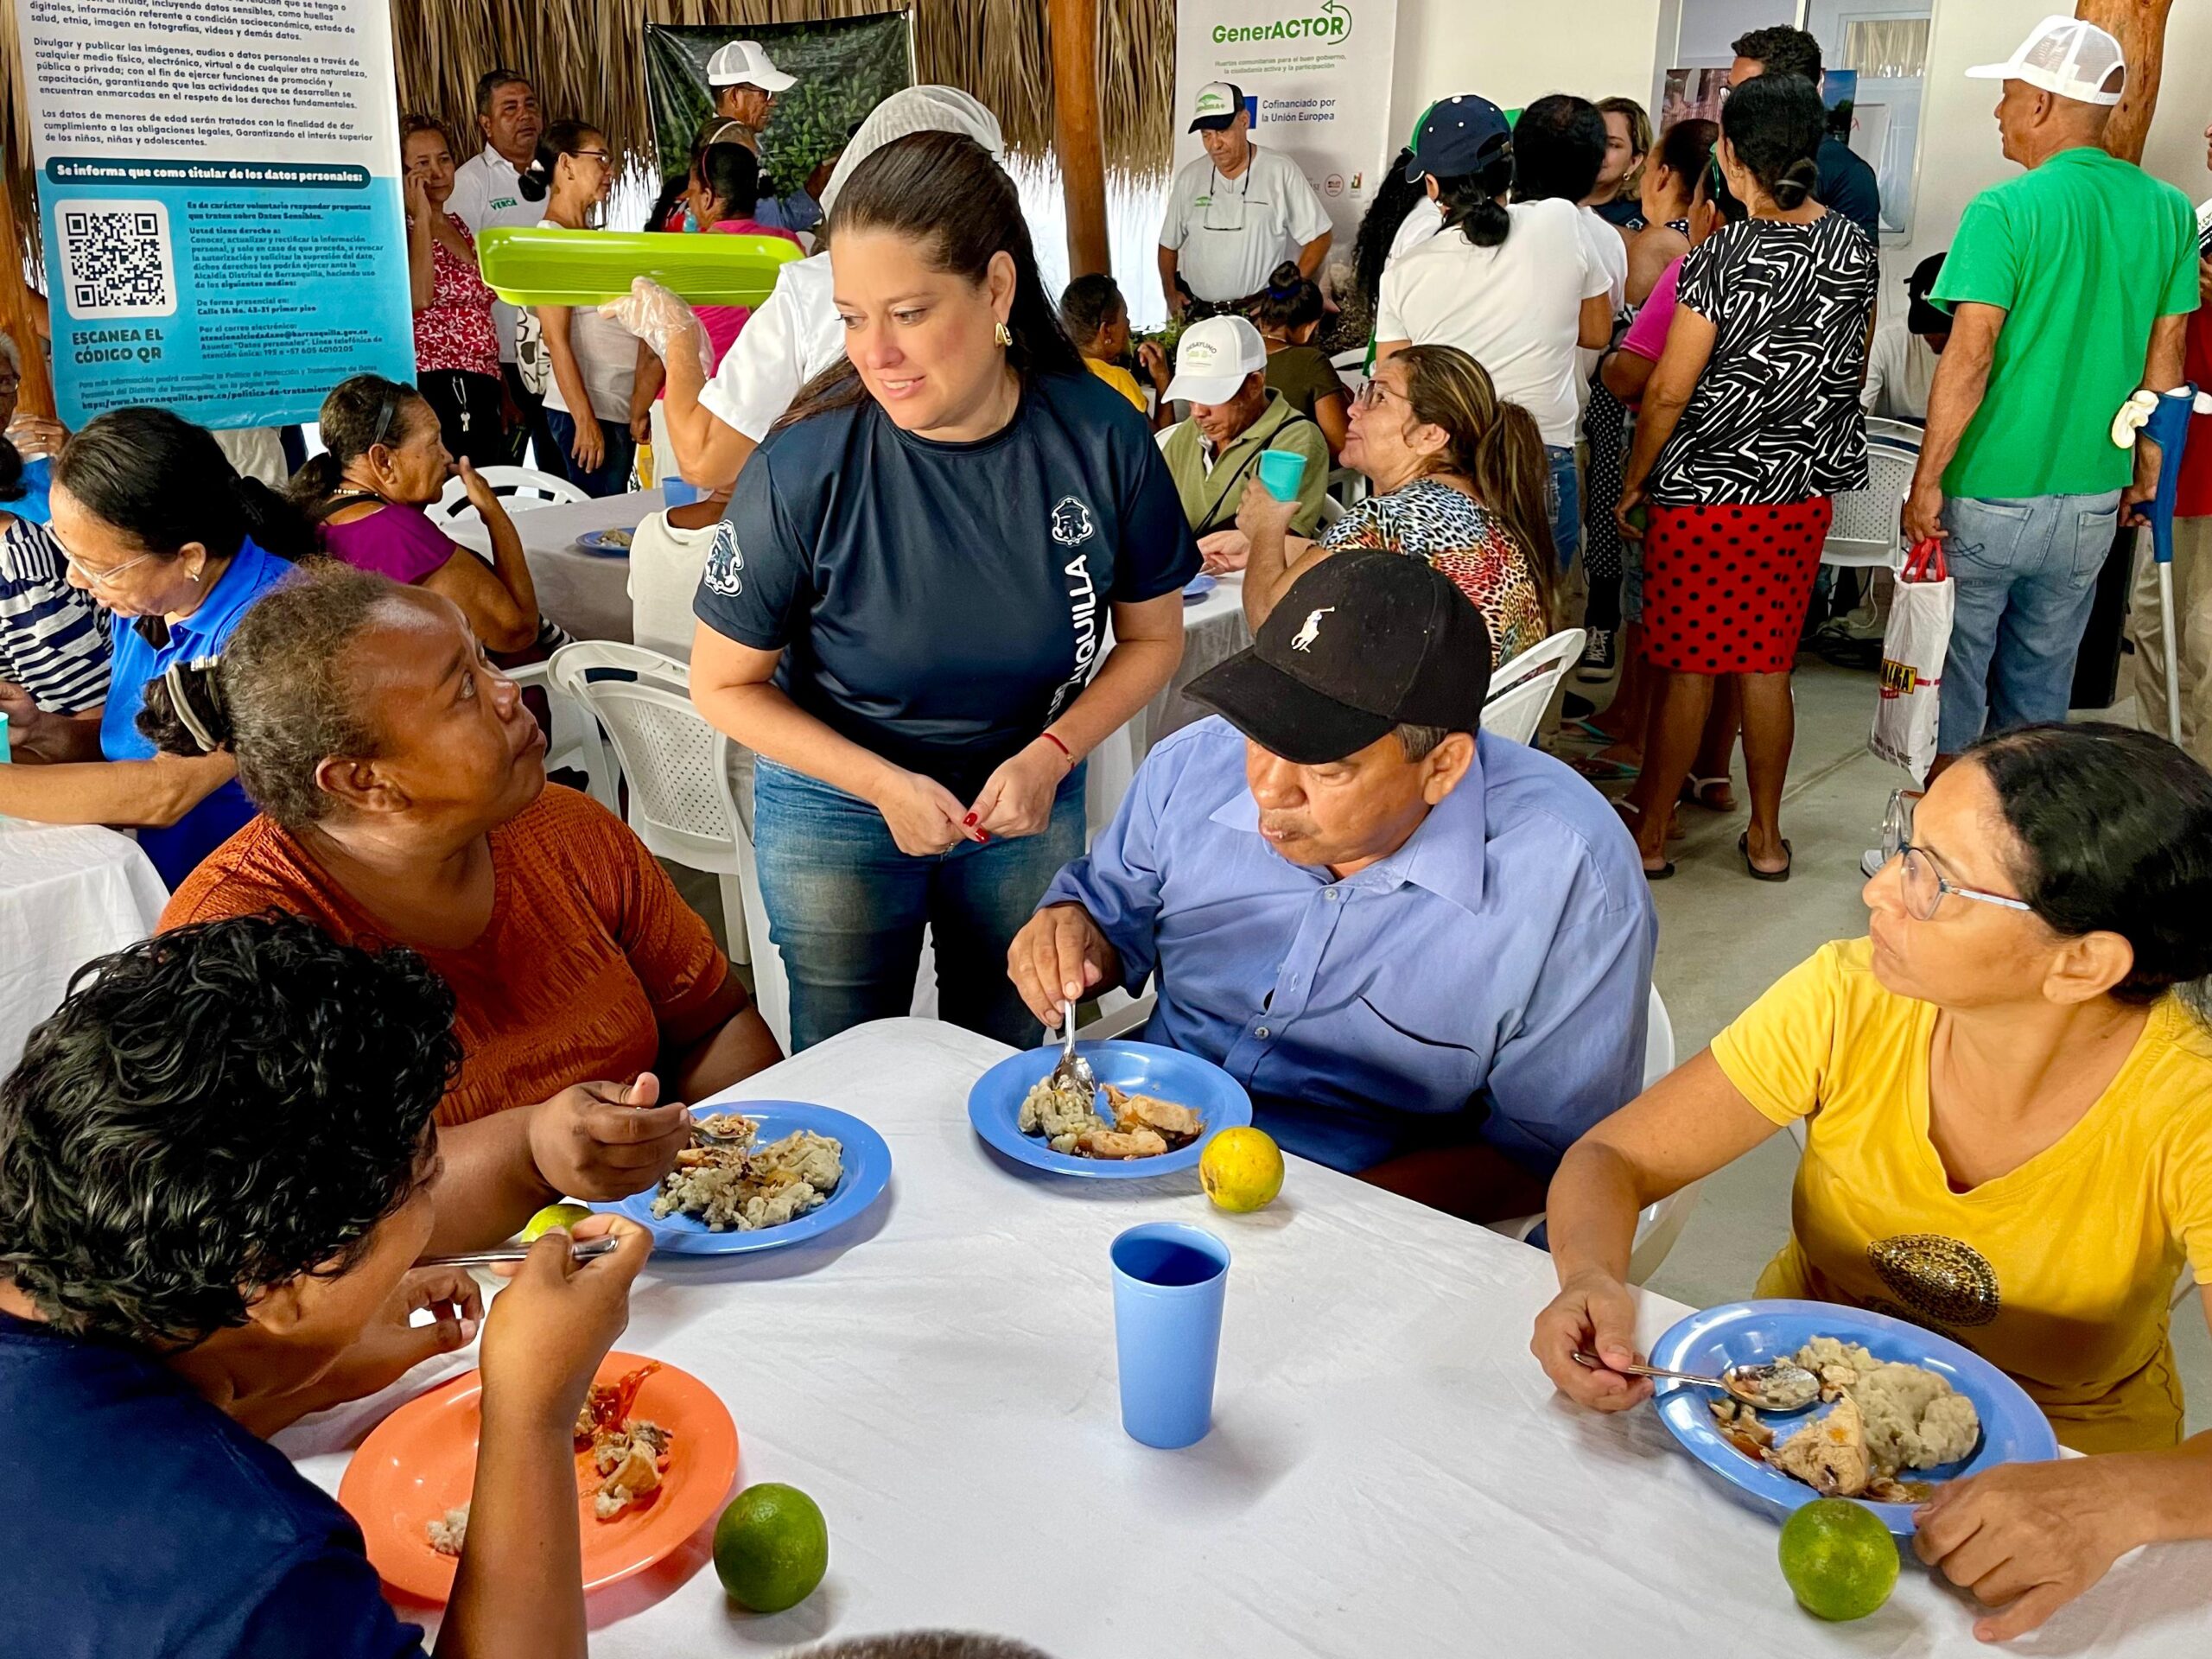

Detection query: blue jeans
(1546, 444), (1582, 571)
(543, 408), (638, 498)
(1937, 491), (2122, 755)
(752, 756), (1088, 1052)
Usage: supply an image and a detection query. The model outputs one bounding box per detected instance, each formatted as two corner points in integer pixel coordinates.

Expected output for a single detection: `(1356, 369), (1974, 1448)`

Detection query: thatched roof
(4, 0), (1174, 267)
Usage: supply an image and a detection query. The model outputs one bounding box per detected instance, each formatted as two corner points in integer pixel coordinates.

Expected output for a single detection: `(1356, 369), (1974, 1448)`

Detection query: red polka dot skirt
(1641, 498), (1834, 674)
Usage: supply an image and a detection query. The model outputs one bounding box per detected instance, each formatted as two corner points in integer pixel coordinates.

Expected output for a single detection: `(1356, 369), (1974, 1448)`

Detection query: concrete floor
(654, 652), (2210, 1432)
(1605, 657), (2211, 1433)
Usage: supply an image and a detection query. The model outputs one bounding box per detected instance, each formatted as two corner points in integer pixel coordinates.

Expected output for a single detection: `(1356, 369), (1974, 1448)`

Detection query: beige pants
(2126, 514), (2212, 766)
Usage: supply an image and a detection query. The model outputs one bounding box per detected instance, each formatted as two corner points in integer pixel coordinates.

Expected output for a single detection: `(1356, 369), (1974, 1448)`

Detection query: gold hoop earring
(994, 321), (1014, 349)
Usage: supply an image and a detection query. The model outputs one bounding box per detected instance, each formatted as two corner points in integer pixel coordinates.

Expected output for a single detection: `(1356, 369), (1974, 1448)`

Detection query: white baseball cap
(707, 41), (796, 93)
(1965, 14), (2126, 106)
(1188, 81), (1246, 134)
(1165, 316), (1268, 406)
(819, 86), (1006, 216)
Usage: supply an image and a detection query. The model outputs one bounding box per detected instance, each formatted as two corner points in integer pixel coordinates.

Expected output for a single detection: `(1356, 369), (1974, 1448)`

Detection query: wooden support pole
(2075, 0), (2174, 165)
(1048, 0), (1110, 279)
(0, 177), (56, 421)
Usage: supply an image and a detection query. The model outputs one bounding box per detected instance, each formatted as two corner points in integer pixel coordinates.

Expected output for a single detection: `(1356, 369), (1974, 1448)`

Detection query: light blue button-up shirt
(1041, 717), (1657, 1175)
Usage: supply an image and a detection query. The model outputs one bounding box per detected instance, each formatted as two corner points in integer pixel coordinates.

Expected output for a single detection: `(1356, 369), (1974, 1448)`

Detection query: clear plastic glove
(599, 276), (711, 376)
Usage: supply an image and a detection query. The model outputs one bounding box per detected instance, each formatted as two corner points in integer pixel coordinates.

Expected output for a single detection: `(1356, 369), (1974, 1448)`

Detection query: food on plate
(653, 1113), (843, 1230)
(1708, 1336), (1980, 1500)
(426, 1504), (470, 1556)
(1200, 1125), (1285, 1211)
(577, 1363), (674, 1519)
(1777, 1497), (1899, 1622)
(714, 1482), (830, 1613)
(1017, 1079), (1205, 1160)
(588, 527), (634, 550)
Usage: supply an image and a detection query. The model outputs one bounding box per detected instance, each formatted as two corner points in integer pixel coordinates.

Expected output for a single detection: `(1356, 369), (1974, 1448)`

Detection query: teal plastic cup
(1256, 449), (1308, 503)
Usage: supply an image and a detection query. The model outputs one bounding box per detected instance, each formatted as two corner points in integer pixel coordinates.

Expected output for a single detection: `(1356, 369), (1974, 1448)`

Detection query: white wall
(1387, 0), (1666, 147)
(1896, 0), (2212, 311)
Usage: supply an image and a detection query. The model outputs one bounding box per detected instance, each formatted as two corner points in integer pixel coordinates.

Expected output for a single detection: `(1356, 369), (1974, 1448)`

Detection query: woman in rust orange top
(149, 563), (781, 1139)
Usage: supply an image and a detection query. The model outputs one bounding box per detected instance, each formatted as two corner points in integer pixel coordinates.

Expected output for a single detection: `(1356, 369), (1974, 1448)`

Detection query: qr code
(56, 200), (177, 321)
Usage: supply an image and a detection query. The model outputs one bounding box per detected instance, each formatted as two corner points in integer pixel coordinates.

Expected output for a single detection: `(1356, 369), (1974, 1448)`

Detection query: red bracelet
(1040, 730), (1073, 766)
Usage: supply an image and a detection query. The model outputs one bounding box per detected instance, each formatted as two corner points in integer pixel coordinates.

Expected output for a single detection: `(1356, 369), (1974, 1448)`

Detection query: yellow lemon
(518, 1202), (593, 1243)
(1199, 1127), (1283, 1213)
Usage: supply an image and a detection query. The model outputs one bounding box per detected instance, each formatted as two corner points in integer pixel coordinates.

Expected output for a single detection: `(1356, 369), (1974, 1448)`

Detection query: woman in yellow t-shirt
(1532, 722), (2212, 1643)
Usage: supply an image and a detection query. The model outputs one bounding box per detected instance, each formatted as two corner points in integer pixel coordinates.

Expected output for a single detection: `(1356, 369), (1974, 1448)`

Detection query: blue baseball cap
(1402, 94), (1513, 181)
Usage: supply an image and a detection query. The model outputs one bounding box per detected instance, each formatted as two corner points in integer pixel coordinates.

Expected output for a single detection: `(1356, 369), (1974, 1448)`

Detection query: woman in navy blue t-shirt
(691, 130), (1199, 1050)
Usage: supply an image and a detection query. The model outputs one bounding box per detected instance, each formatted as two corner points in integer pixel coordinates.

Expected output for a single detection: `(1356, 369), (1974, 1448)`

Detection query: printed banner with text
(1173, 0), (1399, 247)
(12, 0), (415, 429)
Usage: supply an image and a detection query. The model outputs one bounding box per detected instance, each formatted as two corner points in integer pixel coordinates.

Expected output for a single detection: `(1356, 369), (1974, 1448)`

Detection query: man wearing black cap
(1860, 252), (1948, 423)
(1008, 555), (1656, 1220)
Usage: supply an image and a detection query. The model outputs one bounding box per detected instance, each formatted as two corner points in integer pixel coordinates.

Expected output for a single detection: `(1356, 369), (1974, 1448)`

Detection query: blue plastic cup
(660, 474), (704, 509)
(1110, 1222), (1230, 1448)
(1256, 448), (1307, 503)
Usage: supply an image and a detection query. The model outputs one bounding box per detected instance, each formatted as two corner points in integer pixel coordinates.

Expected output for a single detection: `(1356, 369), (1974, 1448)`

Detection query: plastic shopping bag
(1870, 539), (1951, 783)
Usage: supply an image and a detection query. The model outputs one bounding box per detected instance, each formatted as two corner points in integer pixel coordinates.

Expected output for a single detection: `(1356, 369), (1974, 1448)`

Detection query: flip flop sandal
(1738, 832), (1793, 882)
(1643, 859), (1677, 880)
(1571, 753), (1642, 783)
(1679, 775), (1737, 811)
(1560, 717), (1616, 745)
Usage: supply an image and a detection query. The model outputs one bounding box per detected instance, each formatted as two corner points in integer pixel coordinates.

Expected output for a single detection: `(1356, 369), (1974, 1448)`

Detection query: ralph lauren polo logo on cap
(1291, 607), (1334, 652)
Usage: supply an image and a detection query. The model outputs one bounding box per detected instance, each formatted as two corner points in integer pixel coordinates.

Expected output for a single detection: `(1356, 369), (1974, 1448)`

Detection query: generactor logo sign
(1214, 0), (1351, 47)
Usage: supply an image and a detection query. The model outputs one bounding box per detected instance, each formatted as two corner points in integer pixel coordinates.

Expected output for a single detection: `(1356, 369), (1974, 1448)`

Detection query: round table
(0, 817), (169, 1069)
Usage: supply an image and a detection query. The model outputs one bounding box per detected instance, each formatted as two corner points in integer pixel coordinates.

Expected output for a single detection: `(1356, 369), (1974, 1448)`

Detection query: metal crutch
(2118, 385), (2199, 745)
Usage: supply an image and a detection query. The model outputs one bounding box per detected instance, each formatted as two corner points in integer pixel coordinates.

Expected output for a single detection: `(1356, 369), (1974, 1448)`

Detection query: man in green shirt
(1901, 16), (2196, 766)
(1158, 315), (1332, 550)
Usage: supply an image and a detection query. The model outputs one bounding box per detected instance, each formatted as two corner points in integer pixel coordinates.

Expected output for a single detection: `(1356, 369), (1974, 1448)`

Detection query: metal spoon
(1572, 1351), (1822, 1413)
(420, 1236), (623, 1269)
(1049, 999), (1097, 1106)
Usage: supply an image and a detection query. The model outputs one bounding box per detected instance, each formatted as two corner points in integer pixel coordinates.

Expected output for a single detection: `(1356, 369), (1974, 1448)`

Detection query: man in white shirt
(1158, 82), (1333, 318)
(700, 41), (796, 156)
(1861, 251), (1948, 423)
(445, 69), (549, 467)
(1376, 95), (1612, 566)
(602, 86), (1007, 493)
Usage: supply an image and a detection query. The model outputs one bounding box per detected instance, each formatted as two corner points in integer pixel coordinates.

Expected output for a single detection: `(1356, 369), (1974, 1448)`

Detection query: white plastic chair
(1865, 416), (1924, 454)
(548, 642), (783, 1044)
(1479, 627), (1586, 745)
(1317, 493), (1345, 529)
(1821, 443), (1916, 569)
(505, 658), (619, 813)
(1490, 986), (1698, 1284)
(434, 464), (588, 525)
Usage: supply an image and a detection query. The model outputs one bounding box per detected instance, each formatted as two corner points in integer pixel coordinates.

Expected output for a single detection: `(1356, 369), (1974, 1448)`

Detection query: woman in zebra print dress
(1612, 73), (1876, 881)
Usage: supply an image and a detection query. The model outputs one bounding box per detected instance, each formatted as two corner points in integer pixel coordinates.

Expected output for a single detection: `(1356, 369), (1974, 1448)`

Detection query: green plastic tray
(474, 226), (804, 308)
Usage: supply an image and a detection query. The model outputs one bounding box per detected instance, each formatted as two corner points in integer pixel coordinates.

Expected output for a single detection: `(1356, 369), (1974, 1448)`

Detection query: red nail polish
(963, 813), (978, 825)
(976, 830), (992, 842)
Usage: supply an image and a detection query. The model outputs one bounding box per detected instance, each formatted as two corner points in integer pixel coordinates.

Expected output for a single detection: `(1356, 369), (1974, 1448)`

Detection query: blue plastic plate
(1649, 1299), (2058, 1535)
(1183, 573), (1218, 603)
(589, 1101), (890, 1254)
(967, 1039), (1252, 1179)
(574, 527), (635, 558)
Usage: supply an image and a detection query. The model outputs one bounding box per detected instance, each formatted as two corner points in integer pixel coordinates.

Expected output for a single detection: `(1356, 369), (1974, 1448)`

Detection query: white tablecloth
(290, 1020), (2209, 1656)
(448, 490), (667, 645)
(0, 817), (168, 1068)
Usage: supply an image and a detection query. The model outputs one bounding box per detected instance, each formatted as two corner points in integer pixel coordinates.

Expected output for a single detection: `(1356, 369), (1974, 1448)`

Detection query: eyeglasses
(1351, 380), (1398, 412)
(572, 149), (613, 165)
(60, 544), (158, 590)
(1874, 790), (2034, 922)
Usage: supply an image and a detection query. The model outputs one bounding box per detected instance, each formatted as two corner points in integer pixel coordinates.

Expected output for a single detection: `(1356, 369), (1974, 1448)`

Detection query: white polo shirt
(1575, 204), (1630, 397)
(447, 145), (543, 363)
(698, 252), (847, 442)
(1160, 145), (1332, 303)
(1376, 197), (1611, 448)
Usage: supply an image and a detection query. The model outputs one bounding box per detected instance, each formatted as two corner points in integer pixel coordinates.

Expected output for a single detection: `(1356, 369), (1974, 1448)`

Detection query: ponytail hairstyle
(1392, 344), (1557, 627)
(137, 563), (397, 830)
(1247, 261), (1325, 336)
(289, 373), (435, 519)
(1351, 149), (1431, 311)
(1433, 147), (1516, 250)
(518, 119), (602, 205)
(1718, 72), (1823, 212)
(696, 142), (762, 221)
(780, 130), (1082, 428)
(52, 406), (317, 565)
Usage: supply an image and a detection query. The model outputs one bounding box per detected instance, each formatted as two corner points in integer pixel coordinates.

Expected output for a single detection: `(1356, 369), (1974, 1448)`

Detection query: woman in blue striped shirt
(0, 435), (109, 739)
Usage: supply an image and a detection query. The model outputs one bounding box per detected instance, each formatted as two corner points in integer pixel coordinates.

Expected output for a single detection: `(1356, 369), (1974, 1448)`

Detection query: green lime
(714, 1483), (828, 1613)
(518, 1202), (592, 1243)
(1779, 1498), (1899, 1621)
